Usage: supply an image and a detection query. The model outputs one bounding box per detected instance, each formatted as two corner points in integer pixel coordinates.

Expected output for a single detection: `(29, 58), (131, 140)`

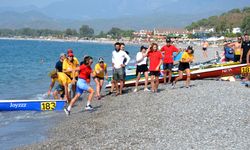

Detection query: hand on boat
(47, 90), (51, 97)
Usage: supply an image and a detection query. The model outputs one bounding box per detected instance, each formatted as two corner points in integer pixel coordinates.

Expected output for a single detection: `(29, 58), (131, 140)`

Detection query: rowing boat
(105, 63), (247, 88)
(0, 99), (66, 111)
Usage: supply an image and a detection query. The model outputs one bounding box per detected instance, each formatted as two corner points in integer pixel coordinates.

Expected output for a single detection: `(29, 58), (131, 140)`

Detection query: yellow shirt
(181, 52), (194, 62)
(94, 63), (107, 78)
(63, 58), (79, 78)
(52, 72), (72, 86)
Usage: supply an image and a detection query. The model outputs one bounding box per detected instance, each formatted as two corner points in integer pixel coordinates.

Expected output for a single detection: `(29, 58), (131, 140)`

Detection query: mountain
(40, 0), (250, 20)
(0, 10), (212, 32)
(0, 0), (250, 33)
(0, 10), (84, 30)
(186, 7), (250, 32)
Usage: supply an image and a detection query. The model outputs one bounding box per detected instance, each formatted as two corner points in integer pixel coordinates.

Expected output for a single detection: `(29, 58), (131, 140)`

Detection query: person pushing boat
(48, 70), (71, 102)
(64, 56), (95, 115)
(172, 46), (194, 88)
(63, 52), (79, 98)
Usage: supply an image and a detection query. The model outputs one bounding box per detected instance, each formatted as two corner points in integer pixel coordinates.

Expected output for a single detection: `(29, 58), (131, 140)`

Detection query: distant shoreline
(0, 37), (147, 46)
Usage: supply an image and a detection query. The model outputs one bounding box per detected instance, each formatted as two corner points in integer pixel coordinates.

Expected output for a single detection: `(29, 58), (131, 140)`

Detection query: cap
(187, 46), (193, 50)
(60, 53), (66, 58)
(48, 70), (57, 77)
(140, 46), (148, 50)
(67, 49), (73, 54)
(98, 57), (104, 63)
(68, 53), (74, 57)
(166, 38), (171, 43)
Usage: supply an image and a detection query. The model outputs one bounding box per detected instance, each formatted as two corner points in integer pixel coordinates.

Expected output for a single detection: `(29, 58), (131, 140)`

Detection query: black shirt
(55, 60), (63, 72)
(241, 41), (250, 63)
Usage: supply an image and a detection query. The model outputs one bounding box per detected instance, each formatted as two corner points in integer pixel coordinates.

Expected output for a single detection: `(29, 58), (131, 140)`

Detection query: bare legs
(94, 78), (104, 99)
(173, 69), (191, 87)
(203, 50), (208, 58)
(163, 70), (172, 84)
(67, 87), (95, 111)
(151, 75), (159, 92)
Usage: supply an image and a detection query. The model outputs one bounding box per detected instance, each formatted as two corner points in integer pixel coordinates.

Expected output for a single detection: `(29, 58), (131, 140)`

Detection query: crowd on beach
(47, 33), (250, 115)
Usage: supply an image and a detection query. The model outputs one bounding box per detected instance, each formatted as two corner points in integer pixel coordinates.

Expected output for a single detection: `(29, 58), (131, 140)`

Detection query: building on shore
(133, 28), (191, 43)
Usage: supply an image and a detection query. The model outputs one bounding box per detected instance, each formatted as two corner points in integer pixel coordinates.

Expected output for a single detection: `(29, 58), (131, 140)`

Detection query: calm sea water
(0, 39), (139, 149)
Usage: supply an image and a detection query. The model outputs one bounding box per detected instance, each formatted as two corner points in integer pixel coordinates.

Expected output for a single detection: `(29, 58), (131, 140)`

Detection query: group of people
(48, 34), (250, 115)
(210, 33), (250, 64)
(48, 49), (108, 114)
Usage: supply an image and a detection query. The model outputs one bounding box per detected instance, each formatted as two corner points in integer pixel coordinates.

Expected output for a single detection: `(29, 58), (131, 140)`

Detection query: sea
(0, 39), (139, 149)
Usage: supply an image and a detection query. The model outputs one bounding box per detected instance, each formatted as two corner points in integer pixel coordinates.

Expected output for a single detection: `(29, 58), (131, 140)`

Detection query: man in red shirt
(160, 38), (179, 84)
(147, 43), (163, 92)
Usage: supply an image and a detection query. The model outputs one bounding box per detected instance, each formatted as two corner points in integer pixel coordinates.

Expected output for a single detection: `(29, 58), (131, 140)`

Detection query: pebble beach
(18, 45), (250, 150)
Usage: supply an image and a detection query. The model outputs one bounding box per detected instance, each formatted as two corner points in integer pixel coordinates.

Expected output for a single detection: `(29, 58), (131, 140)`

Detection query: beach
(19, 80), (250, 150)
(17, 45), (250, 150)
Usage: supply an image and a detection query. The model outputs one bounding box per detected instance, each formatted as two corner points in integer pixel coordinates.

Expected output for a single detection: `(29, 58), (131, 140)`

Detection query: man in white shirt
(112, 42), (130, 95)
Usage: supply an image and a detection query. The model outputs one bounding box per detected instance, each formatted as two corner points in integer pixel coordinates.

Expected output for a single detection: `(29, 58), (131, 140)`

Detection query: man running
(202, 40), (209, 58)
(160, 38), (179, 84)
(112, 42), (130, 95)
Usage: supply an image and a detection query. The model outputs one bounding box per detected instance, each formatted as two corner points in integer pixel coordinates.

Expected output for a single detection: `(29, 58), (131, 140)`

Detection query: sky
(0, 0), (61, 7)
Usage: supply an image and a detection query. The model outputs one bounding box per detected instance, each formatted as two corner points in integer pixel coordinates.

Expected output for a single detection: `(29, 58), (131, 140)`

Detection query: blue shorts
(76, 78), (90, 95)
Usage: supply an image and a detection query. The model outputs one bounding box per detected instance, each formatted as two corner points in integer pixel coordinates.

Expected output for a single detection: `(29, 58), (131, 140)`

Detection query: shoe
(144, 88), (150, 92)
(85, 105), (93, 111)
(107, 91), (112, 95)
(133, 88), (138, 92)
(171, 83), (176, 89)
(64, 108), (70, 116)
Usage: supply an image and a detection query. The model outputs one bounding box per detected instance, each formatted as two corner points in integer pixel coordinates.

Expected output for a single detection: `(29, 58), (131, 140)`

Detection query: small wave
(31, 93), (54, 100)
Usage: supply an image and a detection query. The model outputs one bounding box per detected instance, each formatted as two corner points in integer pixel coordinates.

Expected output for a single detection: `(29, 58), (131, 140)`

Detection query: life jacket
(224, 46), (234, 60)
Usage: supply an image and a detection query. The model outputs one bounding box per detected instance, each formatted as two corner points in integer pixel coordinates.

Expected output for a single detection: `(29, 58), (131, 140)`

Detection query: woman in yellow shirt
(63, 53), (79, 98)
(93, 57), (108, 100)
(172, 46), (194, 88)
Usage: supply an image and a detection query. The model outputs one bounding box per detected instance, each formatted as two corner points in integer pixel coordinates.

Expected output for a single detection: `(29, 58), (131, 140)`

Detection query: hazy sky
(0, 0), (61, 7)
(0, 0), (179, 7)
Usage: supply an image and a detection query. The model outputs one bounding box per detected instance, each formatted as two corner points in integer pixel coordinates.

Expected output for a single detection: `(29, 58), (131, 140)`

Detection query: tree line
(186, 7), (250, 35)
(0, 25), (135, 39)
